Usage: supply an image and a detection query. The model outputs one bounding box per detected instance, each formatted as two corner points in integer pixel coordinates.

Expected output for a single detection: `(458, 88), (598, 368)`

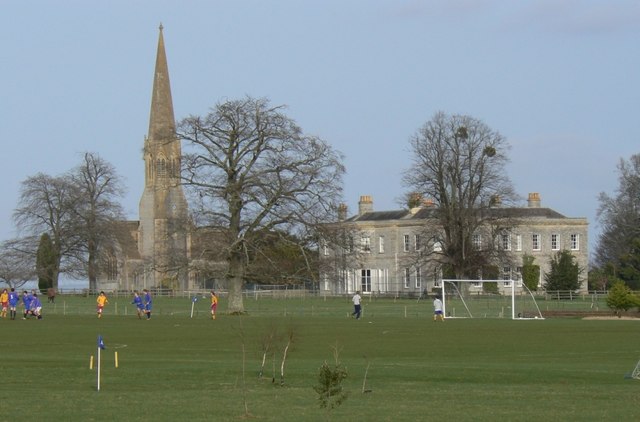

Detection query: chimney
(337, 203), (348, 221)
(358, 195), (373, 215)
(408, 192), (423, 214)
(527, 192), (541, 208)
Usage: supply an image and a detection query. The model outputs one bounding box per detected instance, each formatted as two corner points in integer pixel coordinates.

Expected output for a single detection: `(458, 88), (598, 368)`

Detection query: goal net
(440, 279), (544, 320)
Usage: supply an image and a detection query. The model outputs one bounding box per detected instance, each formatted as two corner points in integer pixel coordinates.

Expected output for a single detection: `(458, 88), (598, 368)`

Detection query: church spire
(148, 23), (175, 141)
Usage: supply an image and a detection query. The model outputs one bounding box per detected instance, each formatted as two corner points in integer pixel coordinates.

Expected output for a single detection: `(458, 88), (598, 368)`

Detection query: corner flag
(98, 335), (106, 350)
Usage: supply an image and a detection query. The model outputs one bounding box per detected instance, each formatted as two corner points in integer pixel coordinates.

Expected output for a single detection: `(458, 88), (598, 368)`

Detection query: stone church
(96, 26), (217, 293)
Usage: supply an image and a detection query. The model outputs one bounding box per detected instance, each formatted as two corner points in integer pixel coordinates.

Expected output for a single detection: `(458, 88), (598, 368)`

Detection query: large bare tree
(68, 153), (125, 291)
(0, 239), (37, 289)
(403, 111), (516, 280)
(12, 153), (124, 290)
(13, 173), (78, 289)
(178, 96), (345, 313)
(595, 153), (640, 287)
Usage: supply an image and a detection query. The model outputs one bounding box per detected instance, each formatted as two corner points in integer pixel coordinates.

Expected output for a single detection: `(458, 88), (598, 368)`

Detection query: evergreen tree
(543, 250), (582, 292)
(521, 254), (541, 291)
(617, 237), (640, 290)
(36, 233), (57, 293)
(605, 281), (639, 316)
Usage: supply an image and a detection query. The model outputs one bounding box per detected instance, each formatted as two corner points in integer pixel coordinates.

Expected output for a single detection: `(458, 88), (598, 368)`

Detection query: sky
(1, 0), (639, 259)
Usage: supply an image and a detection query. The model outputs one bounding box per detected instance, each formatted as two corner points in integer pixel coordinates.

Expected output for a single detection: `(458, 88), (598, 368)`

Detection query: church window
(106, 253), (118, 280)
(157, 158), (167, 178)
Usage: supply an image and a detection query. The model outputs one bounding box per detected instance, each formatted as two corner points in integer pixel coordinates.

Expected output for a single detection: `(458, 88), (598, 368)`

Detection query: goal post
(440, 279), (544, 320)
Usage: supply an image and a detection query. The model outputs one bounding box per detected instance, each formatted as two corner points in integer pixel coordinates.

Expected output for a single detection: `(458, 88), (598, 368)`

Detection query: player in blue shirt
(31, 293), (43, 319)
(8, 288), (20, 320)
(143, 289), (152, 319)
(131, 290), (144, 319)
(22, 290), (32, 319)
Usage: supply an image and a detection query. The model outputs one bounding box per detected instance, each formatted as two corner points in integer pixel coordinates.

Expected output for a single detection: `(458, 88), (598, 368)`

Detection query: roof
(347, 210), (409, 222)
(113, 220), (141, 259)
(348, 206), (571, 223)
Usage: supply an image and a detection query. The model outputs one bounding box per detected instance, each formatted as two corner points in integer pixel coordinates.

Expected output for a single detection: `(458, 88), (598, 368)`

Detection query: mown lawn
(0, 295), (638, 421)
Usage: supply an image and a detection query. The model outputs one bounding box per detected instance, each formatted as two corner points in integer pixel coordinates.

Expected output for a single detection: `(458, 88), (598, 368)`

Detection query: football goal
(440, 279), (544, 320)
(631, 360), (640, 380)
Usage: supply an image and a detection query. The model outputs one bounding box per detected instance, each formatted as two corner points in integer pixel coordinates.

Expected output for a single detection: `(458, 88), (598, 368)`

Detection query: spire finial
(159, 23), (163, 32)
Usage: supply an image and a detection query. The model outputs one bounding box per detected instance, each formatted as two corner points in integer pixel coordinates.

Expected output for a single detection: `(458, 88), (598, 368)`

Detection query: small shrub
(314, 361), (349, 410)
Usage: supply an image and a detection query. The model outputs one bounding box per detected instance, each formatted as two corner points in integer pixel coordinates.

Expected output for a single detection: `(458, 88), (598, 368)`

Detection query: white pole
(190, 300), (195, 318)
(511, 279), (515, 319)
(441, 281), (446, 318)
(97, 346), (101, 392)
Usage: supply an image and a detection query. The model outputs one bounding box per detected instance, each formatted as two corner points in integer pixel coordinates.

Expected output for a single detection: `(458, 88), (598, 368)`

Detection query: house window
(551, 234), (560, 251)
(322, 242), (329, 256)
(403, 235), (410, 252)
(361, 236), (371, 253)
(532, 234), (541, 251)
(415, 267), (422, 289)
(414, 235), (421, 251)
(502, 266), (512, 282)
(472, 234), (482, 250)
(516, 234), (522, 251)
(515, 267), (523, 281)
(501, 233), (511, 251)
(361, 269), (371, 293)
(378, 236), (385, 253)
(404, 268), (411, 288)
(570, 234), (580, 250)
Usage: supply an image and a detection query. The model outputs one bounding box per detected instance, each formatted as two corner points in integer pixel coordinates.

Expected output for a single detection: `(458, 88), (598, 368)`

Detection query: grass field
(1, 295), (639, 421)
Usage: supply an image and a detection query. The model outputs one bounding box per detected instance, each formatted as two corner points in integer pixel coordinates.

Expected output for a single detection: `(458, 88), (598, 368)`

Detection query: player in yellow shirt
(210, 290), (218, 320)
(0, 288), (8, 318)
(96, 291), (109, 318)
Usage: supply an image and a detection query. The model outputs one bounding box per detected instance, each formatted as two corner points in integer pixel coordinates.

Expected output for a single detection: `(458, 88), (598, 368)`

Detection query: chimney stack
(337, 203), (348, 221)
(527, 192), (541, 208)
(358, 195), (373, 215)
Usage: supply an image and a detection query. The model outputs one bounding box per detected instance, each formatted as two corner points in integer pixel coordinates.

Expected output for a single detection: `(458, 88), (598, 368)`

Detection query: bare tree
(316, 221), (368, 294)
(68, 152), (125, 291)
(403, 111), (516, 279)
(12, 154), (125, 291)
(13, 173), (79, 289)
(595, 153), (640, 287)
(0, 239), (37, 289)
(178, 96), (345, 313)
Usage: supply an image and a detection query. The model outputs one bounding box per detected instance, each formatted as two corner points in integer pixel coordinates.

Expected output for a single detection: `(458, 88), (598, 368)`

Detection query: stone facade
(319, 193), (589, 296)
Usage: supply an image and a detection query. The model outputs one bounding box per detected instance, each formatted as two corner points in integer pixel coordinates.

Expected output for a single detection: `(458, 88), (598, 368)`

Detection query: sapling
(258, 325), (278, 379)
(313, 342), (349, 412)
(280, 328), (295, 386)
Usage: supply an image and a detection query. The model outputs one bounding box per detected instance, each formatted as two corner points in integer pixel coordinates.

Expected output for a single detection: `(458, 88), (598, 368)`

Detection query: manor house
(319, 194), (588, 296)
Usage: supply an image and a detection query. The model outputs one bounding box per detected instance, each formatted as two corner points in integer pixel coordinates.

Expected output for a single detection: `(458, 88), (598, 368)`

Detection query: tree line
(1, 95), (636, 314)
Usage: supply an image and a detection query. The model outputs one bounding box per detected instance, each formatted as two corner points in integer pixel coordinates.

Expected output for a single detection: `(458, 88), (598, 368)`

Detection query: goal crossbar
(440, 279), (544, 320)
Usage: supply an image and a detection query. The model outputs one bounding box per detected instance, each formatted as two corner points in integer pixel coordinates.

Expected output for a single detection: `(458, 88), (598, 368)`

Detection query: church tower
(138, 25), (189, 290)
